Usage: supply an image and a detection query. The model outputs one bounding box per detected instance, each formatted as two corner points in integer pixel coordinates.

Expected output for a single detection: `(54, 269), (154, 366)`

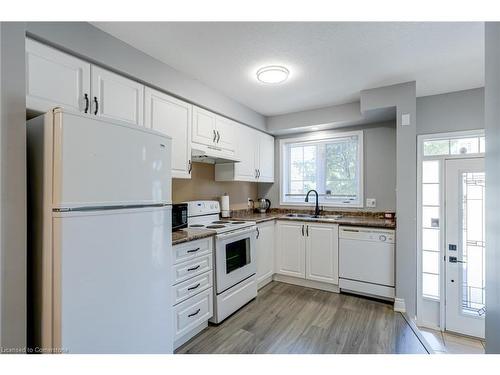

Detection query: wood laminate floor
(176, 281), (428, 354)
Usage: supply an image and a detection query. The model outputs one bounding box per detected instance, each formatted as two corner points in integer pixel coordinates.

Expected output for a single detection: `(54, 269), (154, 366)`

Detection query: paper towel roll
(220, 194), (230, 218)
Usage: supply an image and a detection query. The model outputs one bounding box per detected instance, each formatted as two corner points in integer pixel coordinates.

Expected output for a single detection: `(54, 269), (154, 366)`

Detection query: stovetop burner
(212, 220), (230, 224)
(190, 224), (204, 228)
(206, 224), (226, 229)
(230, 221), (246, 224)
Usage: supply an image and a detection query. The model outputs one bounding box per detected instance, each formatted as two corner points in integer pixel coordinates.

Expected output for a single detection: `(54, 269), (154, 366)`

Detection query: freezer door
(51, 206), (173, 353)
(52, 110), (171, 209)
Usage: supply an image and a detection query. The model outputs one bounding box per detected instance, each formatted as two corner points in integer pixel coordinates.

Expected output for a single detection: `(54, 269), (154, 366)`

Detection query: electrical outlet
(366, 198), (376, 208)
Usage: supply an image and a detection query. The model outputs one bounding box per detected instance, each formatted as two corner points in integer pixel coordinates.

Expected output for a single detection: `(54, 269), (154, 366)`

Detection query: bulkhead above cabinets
(25, 38), (274, 183)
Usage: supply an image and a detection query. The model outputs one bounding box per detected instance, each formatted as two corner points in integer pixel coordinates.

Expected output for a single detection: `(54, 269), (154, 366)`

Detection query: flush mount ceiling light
(256, 65), (289, 84)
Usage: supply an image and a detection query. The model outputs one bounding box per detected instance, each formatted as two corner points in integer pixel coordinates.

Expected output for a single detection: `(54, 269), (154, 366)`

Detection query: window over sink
(279, 130), (363, 207)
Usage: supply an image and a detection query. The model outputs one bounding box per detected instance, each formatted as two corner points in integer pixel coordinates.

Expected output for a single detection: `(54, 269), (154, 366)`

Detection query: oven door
(215, 227), (257, 294)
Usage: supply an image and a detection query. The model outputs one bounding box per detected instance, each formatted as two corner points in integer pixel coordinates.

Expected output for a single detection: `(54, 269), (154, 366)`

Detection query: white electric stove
(184, 201), (258, 324)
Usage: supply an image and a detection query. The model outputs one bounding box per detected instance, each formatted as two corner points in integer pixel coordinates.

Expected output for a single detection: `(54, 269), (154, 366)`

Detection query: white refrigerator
(27, 108), (173, 354)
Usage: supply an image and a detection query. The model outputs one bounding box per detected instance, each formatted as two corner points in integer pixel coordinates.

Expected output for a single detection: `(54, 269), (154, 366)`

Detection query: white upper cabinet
(257, 132), (275, 182)
(191, 105), (237, 158)
(215, 124), (274, 183)
(91, 66), (144, 127)
(26, 38), (91, 113)
(232, 123), (258, 181)
(215, 116), (236, 155)
(144, 88), (192, 179)
(192, 106), (217, 146)
(305, 223), (339, 284)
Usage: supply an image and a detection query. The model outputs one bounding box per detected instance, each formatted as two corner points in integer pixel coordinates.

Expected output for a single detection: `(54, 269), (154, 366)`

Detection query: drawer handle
(188, 309), (201, 318)
(187, 265), (200, 272)
(187, 283), (201, 291)
(187, 247), (200, 253)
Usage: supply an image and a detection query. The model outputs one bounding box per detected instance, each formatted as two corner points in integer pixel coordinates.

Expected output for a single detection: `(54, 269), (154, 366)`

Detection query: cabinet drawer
(172, 270), (213, 306)
(172, 253), (212, 285)
(173, 287), (213, 340)
(173, 237), (212, 265)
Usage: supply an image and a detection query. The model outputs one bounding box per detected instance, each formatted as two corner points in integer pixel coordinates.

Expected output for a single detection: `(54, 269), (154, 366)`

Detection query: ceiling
(92, 22), (484, 117)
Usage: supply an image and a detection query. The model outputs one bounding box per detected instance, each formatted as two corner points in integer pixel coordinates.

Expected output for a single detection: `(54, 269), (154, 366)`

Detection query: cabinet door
(234, 124), (258, 181)
(305, 223), (339, 284)
(258, 132), (275, 182)
(215, 116), (237, 156)
(256, 221), (275, 285)
(145, 88), (192, 179)
(192, 106), (216, 146)
(26, 39), (91, 113)
(276, 221), (305, 278)
(91, 66), (144, 126)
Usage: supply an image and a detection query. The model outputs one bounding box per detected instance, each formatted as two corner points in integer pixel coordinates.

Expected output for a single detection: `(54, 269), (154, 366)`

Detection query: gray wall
(25, 22), (266, 131)
(361, 82), (417, 318)
(258, 121), (397, 212)
(0, 22), (26, 351)
(417, 88), (484, 134)
(485, 22), (500, 354)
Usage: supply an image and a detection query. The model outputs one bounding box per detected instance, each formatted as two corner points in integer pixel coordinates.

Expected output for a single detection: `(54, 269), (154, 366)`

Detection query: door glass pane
(423, 273), (439, 298)
(423, 251), (440, 274)
(423, 228), (440, 251)
(422, 206), (440, 228)
(450, 138), (479, 155)
(422, 184), (440, 206)
(461, 172), (486, 317)
(422, 160), (440, 183)
(423, 140), (450, 156)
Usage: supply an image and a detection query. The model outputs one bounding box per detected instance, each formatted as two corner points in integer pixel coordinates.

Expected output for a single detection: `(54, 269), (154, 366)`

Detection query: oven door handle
(215, 227), (257, 240)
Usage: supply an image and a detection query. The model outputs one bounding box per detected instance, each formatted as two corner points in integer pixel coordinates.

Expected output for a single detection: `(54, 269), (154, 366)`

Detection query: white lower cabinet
(256, 221), (275, 287)
(276, 221), (339, 285)
(305, 223), (339, 284)
(171, 238), (214, 349)
(275, 221), (306, 278)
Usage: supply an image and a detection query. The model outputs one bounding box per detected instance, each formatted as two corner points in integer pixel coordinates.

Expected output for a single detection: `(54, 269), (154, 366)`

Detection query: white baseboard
(394, 298), (406, 312)
(273, 274), (340, 293)
(258, 275), (273, 290)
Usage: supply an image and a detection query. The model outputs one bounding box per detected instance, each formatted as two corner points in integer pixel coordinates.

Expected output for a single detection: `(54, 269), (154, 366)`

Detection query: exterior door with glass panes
(445, 158), (485, 338)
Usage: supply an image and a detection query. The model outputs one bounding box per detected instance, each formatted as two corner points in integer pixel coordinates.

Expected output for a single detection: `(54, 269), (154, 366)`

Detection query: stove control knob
(379, 234), (387, 242)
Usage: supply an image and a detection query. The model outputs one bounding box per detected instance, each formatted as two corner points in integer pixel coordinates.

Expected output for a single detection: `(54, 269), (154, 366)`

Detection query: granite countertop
(172, 228), (216, 246)
(229, 211), (396, 229)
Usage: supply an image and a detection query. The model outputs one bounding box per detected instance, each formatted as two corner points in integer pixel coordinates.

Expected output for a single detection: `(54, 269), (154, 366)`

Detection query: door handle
(255, 169), (258, 179)
(448, 256), (466, 264)
(301, 225), (304, 236)
(187, 247), (200, 253)
(256, 227), (260, 239)
(257, 169), (260, 178)
(188, 309), (201, 318)
(188, 160), (192, 174)
(84, 93), (89, 113)
(93, 96), (99, 115)
(213, 129), (217, 142)
(306, 225), (309, 236)
(187, 265), (201, 271)
(216, 130), (220, 143)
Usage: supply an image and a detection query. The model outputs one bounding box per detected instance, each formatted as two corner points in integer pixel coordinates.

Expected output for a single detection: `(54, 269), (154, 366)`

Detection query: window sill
(279, 200), (364, 209)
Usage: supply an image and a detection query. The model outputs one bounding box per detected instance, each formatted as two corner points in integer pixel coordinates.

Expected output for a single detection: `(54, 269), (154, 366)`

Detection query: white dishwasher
(339, 226), (395, 300)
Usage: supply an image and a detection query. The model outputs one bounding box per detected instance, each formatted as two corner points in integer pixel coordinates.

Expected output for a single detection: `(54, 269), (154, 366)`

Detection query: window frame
(279, 130), (364, 208)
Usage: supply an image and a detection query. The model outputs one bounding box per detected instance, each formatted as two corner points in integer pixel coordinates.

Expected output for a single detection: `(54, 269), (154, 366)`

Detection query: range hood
(191, 144), (240, 164)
